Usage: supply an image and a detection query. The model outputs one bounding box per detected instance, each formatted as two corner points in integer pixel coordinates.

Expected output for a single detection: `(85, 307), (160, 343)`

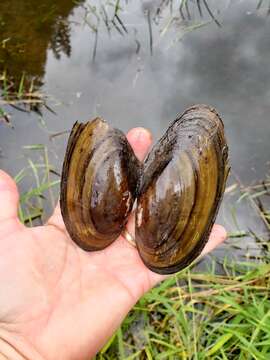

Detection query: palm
(0, 128), (226, 360)
(0, 212), (161, 360)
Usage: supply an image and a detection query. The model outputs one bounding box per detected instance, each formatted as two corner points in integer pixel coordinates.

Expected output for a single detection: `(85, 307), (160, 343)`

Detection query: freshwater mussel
(60, 105), (229, 274)
(60, 118), (140, 251)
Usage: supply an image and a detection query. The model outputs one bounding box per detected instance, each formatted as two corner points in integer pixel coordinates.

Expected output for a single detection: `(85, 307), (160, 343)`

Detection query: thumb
(0, 170), (19, 222)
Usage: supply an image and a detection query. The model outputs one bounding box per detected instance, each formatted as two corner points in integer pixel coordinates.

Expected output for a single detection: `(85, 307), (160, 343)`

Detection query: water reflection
(0, 0), (81, 86)
(0, 0), (225, 86)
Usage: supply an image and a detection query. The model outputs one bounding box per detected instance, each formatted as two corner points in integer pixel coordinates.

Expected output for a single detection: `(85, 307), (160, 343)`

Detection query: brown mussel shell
(60, 118), (140, 251)
(135, 105), (230, 274)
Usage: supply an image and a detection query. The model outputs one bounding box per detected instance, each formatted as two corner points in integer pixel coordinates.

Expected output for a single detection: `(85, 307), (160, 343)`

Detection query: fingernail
(135, 127), (151, 142)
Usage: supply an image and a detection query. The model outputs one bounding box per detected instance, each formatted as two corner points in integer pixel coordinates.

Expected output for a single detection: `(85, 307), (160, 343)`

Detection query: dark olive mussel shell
(135, 105), (230, 274)
(60, 118), (140, 251)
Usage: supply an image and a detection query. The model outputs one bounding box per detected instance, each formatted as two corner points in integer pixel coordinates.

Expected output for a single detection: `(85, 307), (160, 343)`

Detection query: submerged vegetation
(79, 0), (222, 60)
(0, 71), (51, 123)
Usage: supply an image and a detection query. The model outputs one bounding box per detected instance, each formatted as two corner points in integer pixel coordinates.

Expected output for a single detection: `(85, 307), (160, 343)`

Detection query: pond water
(0, 0), (269, 260)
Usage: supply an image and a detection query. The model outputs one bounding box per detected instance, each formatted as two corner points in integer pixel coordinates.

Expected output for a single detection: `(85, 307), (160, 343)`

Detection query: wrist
(0, 329), (45, 360)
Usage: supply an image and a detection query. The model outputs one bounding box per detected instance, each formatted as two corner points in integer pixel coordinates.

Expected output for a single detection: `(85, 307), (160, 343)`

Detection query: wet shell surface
(135, 105), (229, 274)
(60, 105), (229, 273)
(60, 118), (140, 251)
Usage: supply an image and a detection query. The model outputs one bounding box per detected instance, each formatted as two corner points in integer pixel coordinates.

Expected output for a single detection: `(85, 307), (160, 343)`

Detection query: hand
(0, 128), (227, 360)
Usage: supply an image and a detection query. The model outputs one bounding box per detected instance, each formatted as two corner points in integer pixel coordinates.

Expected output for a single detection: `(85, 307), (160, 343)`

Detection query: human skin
(0, 127), (227, 360)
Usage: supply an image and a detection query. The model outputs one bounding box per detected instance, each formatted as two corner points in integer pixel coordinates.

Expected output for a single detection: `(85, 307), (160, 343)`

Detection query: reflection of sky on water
(0, 0), (269, 254)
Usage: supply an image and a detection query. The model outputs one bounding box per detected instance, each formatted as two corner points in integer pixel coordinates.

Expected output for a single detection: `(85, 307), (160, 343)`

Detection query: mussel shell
(135, 105), (229, 274)
(60, 118), (140, 251)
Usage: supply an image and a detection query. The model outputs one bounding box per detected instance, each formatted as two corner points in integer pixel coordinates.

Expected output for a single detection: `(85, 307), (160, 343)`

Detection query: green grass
(16, 144), (60, 225)
(95, 262), (270, 359)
